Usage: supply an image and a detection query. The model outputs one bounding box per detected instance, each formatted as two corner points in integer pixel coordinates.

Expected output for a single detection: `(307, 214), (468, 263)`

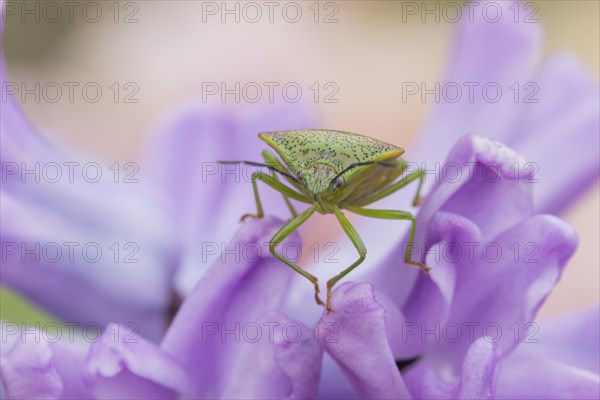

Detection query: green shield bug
(220, 129), (429, 312)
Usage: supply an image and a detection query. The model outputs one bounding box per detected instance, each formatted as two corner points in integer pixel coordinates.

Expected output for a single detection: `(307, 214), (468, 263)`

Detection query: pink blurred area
(2, 1), (598, 318)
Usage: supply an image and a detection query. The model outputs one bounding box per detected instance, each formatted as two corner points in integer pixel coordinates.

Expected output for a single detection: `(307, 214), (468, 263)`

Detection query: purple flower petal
(367, 135), (577, 374)
(420, 134), (534, 242)
(508, 52), (600, 214)
(411, 0), (542, 178)
(1, 190), (176, 340)
(496, 350), (600, 399)
(405, 307), (600, 400)
(431, 214), (576, 366)
(84, 323), (194, 399)
(271, 312), (323, 399)
(317, 282), (411, 399)
(161, 216), (321, 398)
(493, 306), (600, 399)
(0, 59), (177, 340)
(404, 338), (499, 400)
(456, 338), (498, 399)
(334, 3), (597, 293)
(143, 101), (316, 295)
(393, 211), (483, 359)
(339, 1), (592, 272)
(370, 134), (534, 310)
(524, 305), (599, 375)
(220, 310), (322, 399)
(0, 330), (90, 399)
(409, 2), (598, 216)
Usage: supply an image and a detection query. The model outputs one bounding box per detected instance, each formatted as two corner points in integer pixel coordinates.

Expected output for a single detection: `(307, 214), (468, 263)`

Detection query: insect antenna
(329, 160), (396, 188)
(217, 160), (299, 182)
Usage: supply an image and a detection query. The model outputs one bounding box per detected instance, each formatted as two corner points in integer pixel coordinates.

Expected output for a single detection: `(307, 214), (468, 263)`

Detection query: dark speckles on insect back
(259, 130), (404, 174)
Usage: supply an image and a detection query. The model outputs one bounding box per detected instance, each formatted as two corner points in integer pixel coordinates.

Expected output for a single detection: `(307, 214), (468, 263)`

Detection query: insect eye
(333, 176), (344, 189)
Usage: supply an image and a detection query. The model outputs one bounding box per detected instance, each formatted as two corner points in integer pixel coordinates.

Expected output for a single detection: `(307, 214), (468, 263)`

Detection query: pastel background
(1, 0), (598, 323)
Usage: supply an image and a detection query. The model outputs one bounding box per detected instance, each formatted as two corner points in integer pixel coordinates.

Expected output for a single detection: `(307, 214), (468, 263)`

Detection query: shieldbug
(220, 129), (429, 312)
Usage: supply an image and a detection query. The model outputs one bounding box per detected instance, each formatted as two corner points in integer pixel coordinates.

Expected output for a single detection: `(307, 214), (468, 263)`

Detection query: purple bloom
(0, 57), (179, 340)
(1, 217), (322, 399)
(143, 101), (314, 296)
(0, 49), (313, 340)
(386, 135), (596, 399)
(1, 1), (599, 399)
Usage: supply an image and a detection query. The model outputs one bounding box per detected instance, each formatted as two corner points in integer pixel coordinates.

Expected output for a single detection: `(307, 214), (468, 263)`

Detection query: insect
(220, 130), (429, 312)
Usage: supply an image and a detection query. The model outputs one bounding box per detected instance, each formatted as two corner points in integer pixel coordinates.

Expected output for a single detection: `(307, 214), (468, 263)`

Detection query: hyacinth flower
(0, 76), (315, 397)
(0, 59), (178, 340)
(0, 24), (314, 341)
(2, 1), (600, 399)
(1, 217), (323, 399)
(287, 0), (599, 397)
(2, 133), (597, 399)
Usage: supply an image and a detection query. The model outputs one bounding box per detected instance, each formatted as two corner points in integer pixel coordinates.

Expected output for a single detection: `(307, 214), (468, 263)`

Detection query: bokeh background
(1, 0), (598, 325)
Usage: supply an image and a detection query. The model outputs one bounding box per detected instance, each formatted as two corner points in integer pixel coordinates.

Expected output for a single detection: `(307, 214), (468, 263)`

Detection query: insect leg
(241, 172), (311, 222)
(269, 206), (324, 306)
(346, 206), (430, 274)
(326, 206), (367, 313)
(353, 168), (425, 208)
(262, 149), (298, 218)
(272, 171), (298, 218)
(411, 169), (426, 207)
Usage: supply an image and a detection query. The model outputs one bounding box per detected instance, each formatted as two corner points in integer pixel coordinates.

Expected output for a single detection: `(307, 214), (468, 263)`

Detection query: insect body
(220, 130), (429, 312)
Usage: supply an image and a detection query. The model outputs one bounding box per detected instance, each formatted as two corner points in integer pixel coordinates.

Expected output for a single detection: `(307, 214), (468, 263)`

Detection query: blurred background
(1, 0), (598, 324)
